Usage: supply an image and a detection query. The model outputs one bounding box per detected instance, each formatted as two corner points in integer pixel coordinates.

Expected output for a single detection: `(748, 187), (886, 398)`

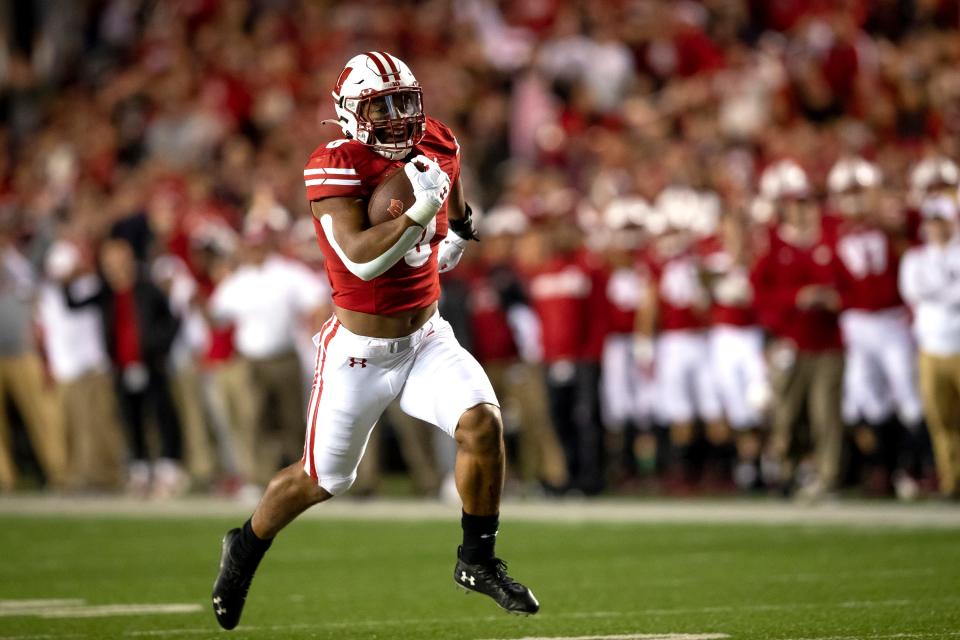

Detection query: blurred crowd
(1, 0), (960, 501)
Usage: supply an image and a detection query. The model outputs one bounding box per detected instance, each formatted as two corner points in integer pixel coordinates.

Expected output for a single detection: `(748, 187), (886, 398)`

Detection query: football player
(211, 52), (539, 630)
(828, 157), (923, 498)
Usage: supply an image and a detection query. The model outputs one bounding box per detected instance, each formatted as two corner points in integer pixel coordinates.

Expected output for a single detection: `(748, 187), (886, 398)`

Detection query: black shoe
(454, 546), (540, 615)
(212, 528), (263, 630)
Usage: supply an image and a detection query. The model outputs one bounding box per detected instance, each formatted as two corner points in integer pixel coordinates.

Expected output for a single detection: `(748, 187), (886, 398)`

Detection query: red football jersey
(464, 264), (518, 364)
(528, 255), (593, 362)
(305, 117), (460, 315)
(833, 220), (904, 312)
(605, 264), (647, 335)
(699, 238), (757, 328)
(645, 246), (709, 332)
(750, 229), (844, 352)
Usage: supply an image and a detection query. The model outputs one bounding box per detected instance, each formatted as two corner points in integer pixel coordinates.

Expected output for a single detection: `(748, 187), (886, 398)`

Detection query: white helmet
(604, 196), (651, 230)
(909, 156), (959, 194)
(331, 52), (425, 160)
(759, 160), (810, 201)
(827, 157), (882, 193)
(655, 186), (701, 230)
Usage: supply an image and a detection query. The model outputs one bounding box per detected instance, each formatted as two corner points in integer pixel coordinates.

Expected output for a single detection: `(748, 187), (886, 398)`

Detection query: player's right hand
(404, 155), (450, 213)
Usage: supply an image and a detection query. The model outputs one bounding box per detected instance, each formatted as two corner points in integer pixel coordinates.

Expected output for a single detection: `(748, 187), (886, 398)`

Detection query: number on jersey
(838, 231), (887, 279)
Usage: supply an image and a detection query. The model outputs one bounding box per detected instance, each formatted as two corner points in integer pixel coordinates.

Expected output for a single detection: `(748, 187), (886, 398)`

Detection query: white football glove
(403, 155), (450, 226)
(437, 233), (468, 273)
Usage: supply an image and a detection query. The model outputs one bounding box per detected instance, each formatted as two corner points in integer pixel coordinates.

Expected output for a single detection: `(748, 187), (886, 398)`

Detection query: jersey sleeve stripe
(304, 168), (358, 176)
(305, 178), (362, 186)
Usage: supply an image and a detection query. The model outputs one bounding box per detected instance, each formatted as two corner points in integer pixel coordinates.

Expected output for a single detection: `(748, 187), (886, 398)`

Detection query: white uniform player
(599, 198), (655, 431)
(828, 157), (923, 429)
(701, 232), (769, 430)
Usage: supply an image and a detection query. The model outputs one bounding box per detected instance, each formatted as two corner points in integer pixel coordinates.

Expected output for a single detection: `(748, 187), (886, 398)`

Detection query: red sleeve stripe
(304, 168), (358, 176)
(305, 178), (361, 186)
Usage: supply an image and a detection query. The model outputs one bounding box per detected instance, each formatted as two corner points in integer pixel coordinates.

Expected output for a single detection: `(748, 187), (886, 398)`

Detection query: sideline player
(211, 52), (539, 630)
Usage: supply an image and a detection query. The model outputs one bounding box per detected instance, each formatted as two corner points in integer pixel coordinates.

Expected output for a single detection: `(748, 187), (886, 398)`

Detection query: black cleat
(454, 546), (540, 615)
(212, 528), (263, 630)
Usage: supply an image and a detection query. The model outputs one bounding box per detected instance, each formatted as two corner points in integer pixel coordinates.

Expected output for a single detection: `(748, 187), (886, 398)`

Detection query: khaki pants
(770, 352), (844, 490)
(202, 360), (253, 478)
(486, 361), (568, 487)
(0, 352), (66, 491)
(171, 362), (214, 484)
(918, 351), (960, 496)
(235, 351), (305, 484)
(59, 371), (124, 490)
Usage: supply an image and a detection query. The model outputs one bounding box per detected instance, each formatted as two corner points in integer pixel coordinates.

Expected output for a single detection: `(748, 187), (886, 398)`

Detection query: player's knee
(455, 404), (503, 454)
(271, 464), (330, 505)
(318, 473), (356, 497)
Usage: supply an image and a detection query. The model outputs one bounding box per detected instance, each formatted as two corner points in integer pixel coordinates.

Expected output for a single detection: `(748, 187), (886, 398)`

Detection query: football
(367, 162), (421, 226)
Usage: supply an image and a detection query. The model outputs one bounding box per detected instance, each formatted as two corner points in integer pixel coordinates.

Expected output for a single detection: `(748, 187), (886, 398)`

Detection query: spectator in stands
(751, 161), (846, 501)
(898, 196), (960, 500)
(63, 236), (184, 496)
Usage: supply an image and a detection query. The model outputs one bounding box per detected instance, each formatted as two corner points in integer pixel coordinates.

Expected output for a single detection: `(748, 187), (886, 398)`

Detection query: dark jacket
(64, 272), (180, 371)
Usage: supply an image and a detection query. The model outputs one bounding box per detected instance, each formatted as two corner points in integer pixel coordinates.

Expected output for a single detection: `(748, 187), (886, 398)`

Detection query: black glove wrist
(449, 203), (480, 241)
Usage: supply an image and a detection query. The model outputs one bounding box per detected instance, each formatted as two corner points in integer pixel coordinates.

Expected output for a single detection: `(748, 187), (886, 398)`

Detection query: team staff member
(64, 237), (184, 497)
(210, 222), (327, 484)
(899, 196), (960, 500)
(751, 161), (845, 501)
(467, 210), (567, 491)
(525, 219), (605, 495)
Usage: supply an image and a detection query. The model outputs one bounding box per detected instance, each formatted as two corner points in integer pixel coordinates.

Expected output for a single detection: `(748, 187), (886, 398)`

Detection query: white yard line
(0, 602), (202, 620)
(37, 603), (202, 619)
(0, 600), (84, 611)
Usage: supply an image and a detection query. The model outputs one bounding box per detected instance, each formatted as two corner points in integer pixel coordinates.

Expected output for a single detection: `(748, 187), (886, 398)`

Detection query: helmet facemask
(341, 87), (425, 159)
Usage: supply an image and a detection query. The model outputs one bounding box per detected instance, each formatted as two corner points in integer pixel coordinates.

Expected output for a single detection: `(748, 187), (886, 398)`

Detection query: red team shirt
(644, 246), (709, 332)
(751, 228), (844, 352)
(463, 264), (519, 364)
(304, 117), (459, 315)
(698, 237), (758, 328)
(527, 254), (594, 363)
(833, 220), (904, 312)
(604, 263), (647, 335)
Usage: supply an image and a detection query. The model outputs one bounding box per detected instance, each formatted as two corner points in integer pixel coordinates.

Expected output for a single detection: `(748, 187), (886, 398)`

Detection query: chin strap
(449, 202), (480, 241)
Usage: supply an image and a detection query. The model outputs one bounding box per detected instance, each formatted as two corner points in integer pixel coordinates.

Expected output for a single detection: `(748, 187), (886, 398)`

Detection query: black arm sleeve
(449, 202), (480, 241)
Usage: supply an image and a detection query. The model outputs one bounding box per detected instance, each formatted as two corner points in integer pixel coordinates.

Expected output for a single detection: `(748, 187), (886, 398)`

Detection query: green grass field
(1, 503), (959, 640)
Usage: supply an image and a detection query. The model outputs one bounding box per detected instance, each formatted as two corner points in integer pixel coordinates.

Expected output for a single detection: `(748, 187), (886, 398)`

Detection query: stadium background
(1, 0), (960, 503)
